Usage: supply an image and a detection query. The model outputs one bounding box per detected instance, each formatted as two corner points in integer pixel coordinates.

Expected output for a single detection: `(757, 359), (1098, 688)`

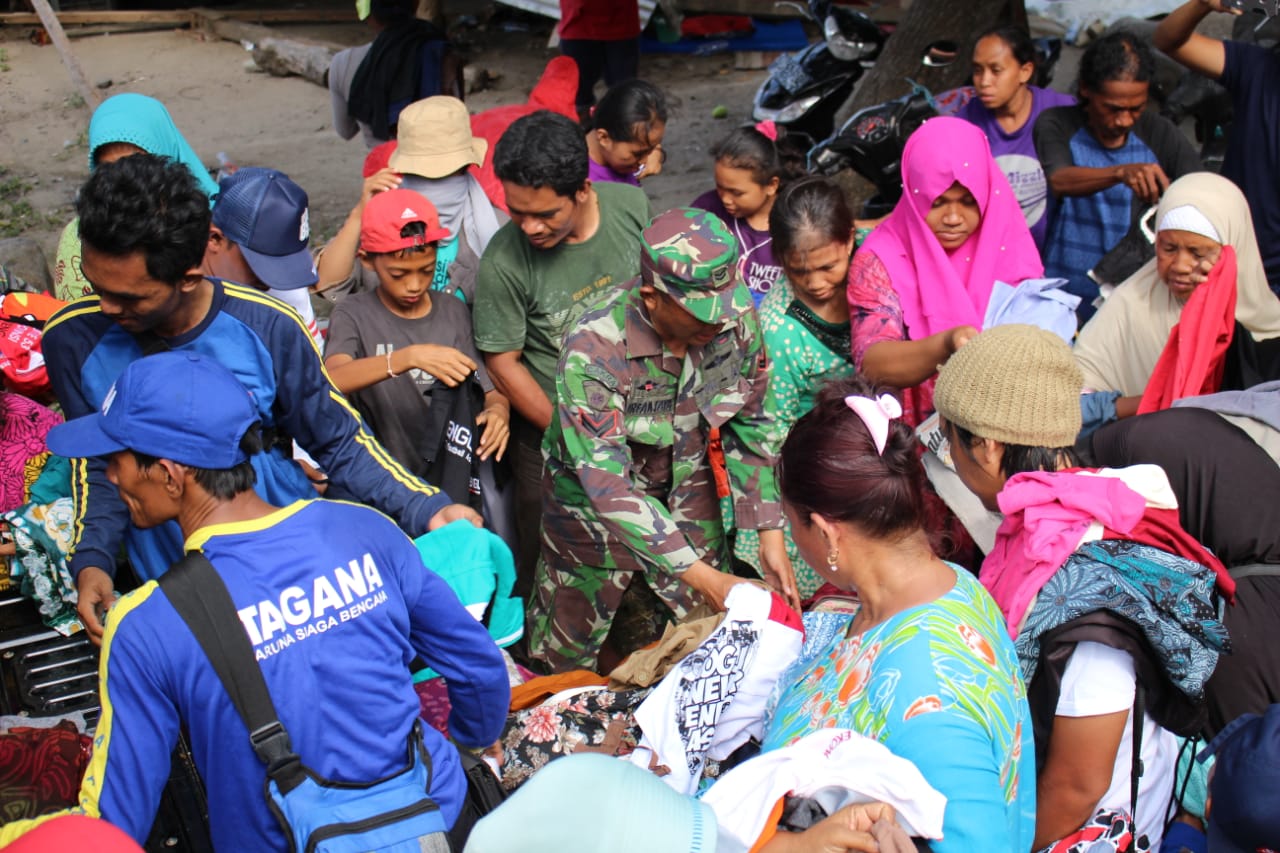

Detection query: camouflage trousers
(526, 562), (702, 674)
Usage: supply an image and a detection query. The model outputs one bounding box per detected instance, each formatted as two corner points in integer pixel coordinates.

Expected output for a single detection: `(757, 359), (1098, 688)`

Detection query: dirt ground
(0, 5), (772, 272)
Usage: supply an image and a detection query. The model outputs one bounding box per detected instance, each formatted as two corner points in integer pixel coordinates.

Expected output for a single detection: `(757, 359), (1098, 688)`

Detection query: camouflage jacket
(541, 283), (784, 580)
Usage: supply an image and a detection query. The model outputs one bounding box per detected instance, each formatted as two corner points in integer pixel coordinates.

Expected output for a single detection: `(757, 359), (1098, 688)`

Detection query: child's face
(714, 162), (776, 221)
(599, 120), (665, 175)
(368, 246), (438, 314)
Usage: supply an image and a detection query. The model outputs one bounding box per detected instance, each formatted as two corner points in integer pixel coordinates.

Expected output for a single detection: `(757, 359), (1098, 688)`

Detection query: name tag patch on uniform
(626, 378), (675, 417)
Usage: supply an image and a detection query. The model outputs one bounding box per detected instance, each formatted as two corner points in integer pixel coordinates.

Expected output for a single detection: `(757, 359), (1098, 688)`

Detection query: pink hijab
(859, 116), (1043, 339)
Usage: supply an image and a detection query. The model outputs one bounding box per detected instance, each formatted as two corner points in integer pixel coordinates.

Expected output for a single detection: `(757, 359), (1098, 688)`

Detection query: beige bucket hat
(389, 96), (488, 179)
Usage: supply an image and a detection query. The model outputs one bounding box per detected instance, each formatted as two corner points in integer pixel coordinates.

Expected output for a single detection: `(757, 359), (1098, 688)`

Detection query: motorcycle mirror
(921, 40), (959, 68)
(825, 15), (878, 61)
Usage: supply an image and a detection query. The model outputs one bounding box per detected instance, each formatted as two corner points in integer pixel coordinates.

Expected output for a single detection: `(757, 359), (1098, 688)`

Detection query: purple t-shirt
(690, 189), (781, 306)
(589, 157), (641, 187)
(957, 86), (1076, 249)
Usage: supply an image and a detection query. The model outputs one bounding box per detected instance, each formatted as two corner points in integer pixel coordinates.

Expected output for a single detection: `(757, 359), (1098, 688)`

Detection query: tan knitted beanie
(934, 324), (1083, 448)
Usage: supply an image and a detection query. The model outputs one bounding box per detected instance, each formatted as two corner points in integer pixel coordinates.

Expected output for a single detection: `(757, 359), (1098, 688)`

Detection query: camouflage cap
(640, 208), (750, 325)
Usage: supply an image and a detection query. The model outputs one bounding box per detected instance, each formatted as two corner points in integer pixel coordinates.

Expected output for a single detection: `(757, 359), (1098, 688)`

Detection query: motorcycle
(807, 37), (1062, 218)
(751, 0), (885, 145)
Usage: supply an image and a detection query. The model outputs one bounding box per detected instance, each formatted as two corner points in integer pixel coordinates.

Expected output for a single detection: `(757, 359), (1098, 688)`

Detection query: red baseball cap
(360, 188), (451, 253)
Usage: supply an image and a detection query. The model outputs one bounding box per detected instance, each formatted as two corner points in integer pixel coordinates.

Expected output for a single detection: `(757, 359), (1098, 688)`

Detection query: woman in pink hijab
(849, 116), (1043, 429)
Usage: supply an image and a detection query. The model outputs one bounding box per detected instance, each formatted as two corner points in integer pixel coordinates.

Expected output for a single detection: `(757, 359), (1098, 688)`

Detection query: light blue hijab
(87, 93), (219, 199)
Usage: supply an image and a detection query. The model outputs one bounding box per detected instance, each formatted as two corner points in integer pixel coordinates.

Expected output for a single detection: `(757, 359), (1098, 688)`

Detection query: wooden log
(250, 37), (341, 87)
(191, 8), (343, 88)
(63, 23), (187, 39)
(24, 0), (101, 109)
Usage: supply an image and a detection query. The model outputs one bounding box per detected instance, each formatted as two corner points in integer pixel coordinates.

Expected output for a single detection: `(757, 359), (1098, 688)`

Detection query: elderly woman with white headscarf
(1074, 171), (1280, 402)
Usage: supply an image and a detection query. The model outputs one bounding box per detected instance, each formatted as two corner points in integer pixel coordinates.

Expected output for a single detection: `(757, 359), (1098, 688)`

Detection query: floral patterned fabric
(1035, 808), (1150, 853)
(3, 498), (79, 636)
(0, 394), (61, 515)
(497, 687), (651, 792)
(735, 279), (856, 597)
(763, 566), (1036, 853)
(847, 250), (936, 430)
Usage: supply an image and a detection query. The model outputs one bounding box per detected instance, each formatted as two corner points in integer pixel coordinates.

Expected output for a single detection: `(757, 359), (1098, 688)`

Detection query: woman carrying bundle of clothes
(932, 324), (1233, 851)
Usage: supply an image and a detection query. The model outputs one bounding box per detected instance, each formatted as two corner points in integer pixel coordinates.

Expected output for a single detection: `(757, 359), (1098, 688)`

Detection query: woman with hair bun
(766, 374), (1036, 852)
(733, 175), (858, 598)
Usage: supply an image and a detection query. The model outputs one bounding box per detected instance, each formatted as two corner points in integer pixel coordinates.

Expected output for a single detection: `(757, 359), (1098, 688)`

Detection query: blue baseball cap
(1199, 704), (1280, 853)
(212, 167), (318, 291)
(47, 352), (260, 469)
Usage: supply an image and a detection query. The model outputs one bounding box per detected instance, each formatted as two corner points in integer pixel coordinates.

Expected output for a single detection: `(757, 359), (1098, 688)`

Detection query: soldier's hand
(76, 566), (118, 646)
(758, 529), (800, 612)
(412, 345), (476, 387)
(680, 561), (745, 612)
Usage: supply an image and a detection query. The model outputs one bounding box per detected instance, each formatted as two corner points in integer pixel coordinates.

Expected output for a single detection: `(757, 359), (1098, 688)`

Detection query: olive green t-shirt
(473, 181), (649, 401)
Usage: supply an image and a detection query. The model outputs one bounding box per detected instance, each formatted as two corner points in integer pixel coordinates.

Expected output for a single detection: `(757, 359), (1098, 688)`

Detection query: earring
(826, 549), (839, 573)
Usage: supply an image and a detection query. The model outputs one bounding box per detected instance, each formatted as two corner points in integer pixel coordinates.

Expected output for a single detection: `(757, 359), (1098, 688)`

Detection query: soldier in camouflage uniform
(528, 207), (797, 673)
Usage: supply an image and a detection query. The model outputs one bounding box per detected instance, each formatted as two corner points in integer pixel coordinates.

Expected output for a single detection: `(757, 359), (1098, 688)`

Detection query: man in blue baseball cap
(0, 351), (509, 852)
(43, 153), (481, 644)
(203, 167), (323, 344)
(3, 350), (509, 845)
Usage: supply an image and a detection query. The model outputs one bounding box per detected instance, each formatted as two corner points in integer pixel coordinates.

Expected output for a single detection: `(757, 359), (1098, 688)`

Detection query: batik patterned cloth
(3, 498), (80, 636)
(762, 566), (1036, 853)
(1015, 539), (1229, 695)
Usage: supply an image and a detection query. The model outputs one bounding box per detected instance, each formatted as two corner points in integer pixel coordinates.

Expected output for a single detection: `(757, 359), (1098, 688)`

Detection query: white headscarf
(1074, 172), (1280, 395)
(400, 172), (502, 255)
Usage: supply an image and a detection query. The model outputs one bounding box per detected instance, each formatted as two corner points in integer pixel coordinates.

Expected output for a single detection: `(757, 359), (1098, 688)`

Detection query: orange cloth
(508, 670), (607, 711)
(748, 797), (787, 853)
(0, 292), (66, 325)
(1139, 246), (1238, 415)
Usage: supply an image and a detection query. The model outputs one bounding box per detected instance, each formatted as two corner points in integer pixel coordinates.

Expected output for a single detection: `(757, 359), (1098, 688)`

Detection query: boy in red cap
(324, 189), (510, 500)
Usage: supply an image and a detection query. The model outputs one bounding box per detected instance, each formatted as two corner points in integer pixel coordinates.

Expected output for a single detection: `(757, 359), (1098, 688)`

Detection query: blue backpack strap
(158, 552), (307, 794)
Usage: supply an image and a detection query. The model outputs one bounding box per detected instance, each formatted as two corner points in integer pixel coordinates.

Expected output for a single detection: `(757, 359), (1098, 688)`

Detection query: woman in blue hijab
(53, 94), (217, 301)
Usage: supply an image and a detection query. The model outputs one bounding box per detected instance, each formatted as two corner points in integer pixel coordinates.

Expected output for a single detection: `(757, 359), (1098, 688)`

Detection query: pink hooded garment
(858, 116), (1043, 339)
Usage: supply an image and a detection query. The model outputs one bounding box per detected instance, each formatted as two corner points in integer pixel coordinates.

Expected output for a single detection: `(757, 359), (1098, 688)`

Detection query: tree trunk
(844, 0), (1025, 116)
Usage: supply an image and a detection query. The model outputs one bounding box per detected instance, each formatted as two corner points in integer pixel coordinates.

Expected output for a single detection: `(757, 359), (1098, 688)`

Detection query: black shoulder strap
(1130, 684), (1145, 822)
(159, 552), (306, 793)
